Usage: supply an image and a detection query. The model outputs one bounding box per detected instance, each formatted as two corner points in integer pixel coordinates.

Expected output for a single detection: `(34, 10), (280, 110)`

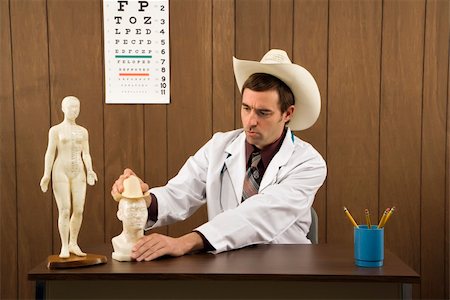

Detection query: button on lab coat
(148, 128), (327, 254)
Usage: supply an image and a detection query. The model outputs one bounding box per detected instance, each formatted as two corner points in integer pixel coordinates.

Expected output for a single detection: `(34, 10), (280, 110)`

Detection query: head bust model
(111, 176), (149, 262)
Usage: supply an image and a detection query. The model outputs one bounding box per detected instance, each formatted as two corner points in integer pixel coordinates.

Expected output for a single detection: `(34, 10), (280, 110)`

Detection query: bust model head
(111, 176), (148, 262)
(117, 197), (148, 232)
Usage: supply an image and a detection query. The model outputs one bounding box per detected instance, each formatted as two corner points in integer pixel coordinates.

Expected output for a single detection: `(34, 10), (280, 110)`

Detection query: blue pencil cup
(354, 225), (384, 267)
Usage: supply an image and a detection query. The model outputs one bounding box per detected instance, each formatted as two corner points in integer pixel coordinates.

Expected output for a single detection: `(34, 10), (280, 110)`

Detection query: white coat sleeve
(195, 148), (326, 253)
(145, 139), (211, 230)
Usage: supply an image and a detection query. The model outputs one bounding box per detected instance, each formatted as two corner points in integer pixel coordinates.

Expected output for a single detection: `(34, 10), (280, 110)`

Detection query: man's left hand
(131, 232), (204, 261)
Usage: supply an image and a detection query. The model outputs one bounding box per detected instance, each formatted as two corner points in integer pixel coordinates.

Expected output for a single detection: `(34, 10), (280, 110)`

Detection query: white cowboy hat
(233, 49), (321, 131)
(120, 175), (150, 200)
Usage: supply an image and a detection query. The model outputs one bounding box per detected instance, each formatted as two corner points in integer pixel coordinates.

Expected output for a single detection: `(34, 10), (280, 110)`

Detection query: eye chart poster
(103, 0), (170, 104)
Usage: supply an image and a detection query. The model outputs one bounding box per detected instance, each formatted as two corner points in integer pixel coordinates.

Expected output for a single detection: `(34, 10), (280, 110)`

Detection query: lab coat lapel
(223, 132), (246, 202)
(259, 128), (295, 191)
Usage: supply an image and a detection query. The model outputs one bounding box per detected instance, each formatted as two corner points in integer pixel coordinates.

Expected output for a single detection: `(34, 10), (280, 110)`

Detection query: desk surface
(28, 243), (419, 283)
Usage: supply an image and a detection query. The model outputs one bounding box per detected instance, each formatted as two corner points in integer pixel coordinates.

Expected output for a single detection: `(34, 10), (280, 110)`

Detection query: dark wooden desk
(28, 244), (419, 299)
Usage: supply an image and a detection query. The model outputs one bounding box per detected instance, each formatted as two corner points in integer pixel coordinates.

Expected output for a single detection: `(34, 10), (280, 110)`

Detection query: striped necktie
(242, 151), (262, 201)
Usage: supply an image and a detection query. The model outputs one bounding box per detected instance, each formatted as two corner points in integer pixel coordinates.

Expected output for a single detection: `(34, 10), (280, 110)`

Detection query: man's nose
(247, 111), (258, 126)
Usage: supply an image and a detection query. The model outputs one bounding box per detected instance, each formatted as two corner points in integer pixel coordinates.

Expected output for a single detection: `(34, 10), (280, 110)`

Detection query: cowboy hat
(119, 175), (150, 200)
(233, 49), (321, 131)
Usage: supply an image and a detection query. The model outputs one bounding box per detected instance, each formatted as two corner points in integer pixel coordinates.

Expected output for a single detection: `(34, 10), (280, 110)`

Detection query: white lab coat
(147, 128), (327, 254)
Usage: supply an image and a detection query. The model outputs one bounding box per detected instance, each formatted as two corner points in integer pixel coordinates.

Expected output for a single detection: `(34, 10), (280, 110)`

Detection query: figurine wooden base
(47, 253), (107, 269)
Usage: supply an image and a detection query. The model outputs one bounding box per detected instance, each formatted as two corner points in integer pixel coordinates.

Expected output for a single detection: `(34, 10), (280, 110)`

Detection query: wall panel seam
(419, 2), (427, 292)
(446, 2), (450, 296)
(291, 0), (294, 56)
(234, 0), (236, 128)
(325, 0), (330, 244)
(211, 0), (214, 135)
(378, 0), (384, 222)
(8, 0), (19, 296)
(44, 0), (54, 252)
(100, 0), (107, 243)
(268, 0), (271, 49)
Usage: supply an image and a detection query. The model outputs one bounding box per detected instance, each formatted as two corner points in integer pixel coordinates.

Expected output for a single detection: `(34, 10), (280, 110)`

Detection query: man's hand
(131, 232), (204, 261)
(111, 168), (149, 200)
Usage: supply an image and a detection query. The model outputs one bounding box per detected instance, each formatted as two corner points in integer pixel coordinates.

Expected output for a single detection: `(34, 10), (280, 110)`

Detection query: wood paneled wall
(1, 0), (449, 298)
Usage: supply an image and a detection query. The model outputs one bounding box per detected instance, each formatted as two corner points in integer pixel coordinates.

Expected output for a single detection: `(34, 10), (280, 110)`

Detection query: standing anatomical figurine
(40, 96), (97, 258)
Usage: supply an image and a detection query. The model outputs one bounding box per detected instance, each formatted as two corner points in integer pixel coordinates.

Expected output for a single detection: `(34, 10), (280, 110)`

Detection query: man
(111, 49), (326, 261)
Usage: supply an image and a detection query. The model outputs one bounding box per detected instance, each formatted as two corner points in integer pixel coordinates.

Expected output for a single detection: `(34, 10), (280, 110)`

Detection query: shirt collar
(245, 128), (287, 168)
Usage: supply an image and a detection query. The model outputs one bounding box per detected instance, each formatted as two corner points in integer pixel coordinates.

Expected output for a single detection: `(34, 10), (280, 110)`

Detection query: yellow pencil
(343, 206), (359, 228)
(365, 209), (372, 229)
(379, 206), (395, 228)
(377, 208), (390, 228)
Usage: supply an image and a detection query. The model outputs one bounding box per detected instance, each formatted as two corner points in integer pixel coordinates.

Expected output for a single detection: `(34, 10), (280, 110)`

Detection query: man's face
(241, 88), (294, 149)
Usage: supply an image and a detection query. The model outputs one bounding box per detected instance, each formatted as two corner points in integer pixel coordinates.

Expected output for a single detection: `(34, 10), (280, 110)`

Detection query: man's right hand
(111, 168), (149, 201)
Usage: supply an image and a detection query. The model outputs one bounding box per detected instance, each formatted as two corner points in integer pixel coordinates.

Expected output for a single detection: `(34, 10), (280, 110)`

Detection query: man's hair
(241, 73), (295, 113)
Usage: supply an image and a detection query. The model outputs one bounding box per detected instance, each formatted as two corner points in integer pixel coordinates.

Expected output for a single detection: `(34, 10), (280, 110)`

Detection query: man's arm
(131, 232), (204, 261)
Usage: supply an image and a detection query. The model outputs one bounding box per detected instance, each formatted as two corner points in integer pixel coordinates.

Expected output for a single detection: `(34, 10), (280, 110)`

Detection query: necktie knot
(250, 151), (261, 168)
(242, 151), (262, 201)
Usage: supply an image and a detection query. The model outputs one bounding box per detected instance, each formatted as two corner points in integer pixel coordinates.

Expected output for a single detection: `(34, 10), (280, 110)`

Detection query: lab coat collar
(224, 131), (247, 201)
(259, 128), (295, 190)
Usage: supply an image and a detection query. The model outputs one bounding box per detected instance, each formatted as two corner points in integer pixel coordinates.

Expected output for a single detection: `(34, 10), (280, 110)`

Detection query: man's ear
(284, 105), (295, 122)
